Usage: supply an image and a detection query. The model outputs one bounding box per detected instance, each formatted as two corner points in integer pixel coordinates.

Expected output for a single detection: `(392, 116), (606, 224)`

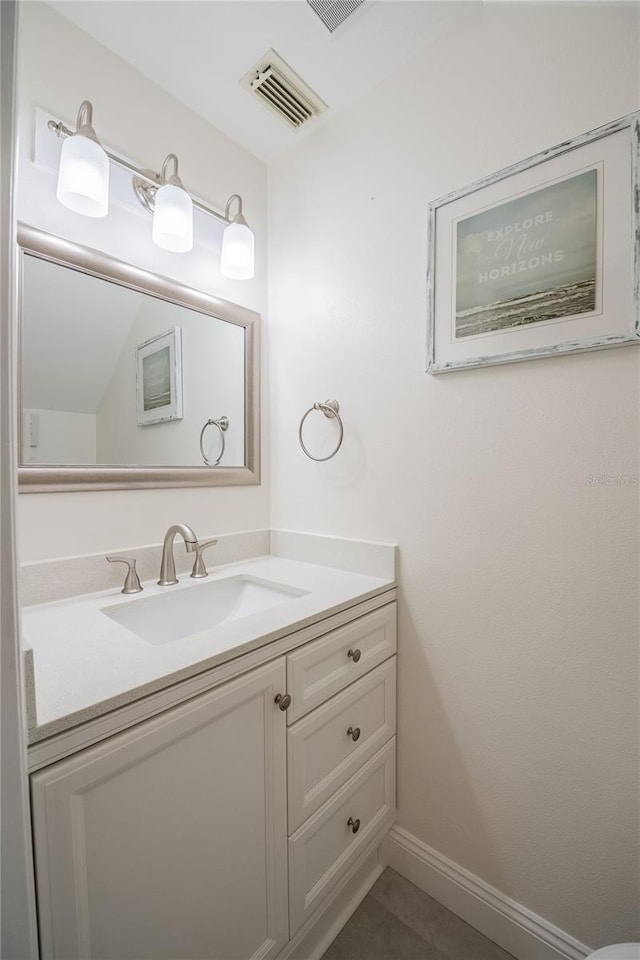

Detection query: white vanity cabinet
(31, 659), (289, 960)
(29, 598), (397, 960)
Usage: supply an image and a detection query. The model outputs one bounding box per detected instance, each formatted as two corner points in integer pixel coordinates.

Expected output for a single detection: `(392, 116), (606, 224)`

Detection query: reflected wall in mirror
(18, 225), (260, 491)
(22, 257), (244, 466)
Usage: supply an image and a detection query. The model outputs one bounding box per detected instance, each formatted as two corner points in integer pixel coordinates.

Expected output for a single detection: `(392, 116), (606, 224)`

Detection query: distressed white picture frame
(136, 327), (183, 426)
(426, 113), (640, 373)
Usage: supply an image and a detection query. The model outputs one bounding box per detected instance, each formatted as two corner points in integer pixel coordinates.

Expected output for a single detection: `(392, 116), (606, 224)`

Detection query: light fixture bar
(48, 117), (229, 227)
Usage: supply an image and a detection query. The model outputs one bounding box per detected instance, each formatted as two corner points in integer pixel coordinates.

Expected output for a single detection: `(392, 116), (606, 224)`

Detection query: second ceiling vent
(241, 49), (327, 131)
(306, 0), (366, 33)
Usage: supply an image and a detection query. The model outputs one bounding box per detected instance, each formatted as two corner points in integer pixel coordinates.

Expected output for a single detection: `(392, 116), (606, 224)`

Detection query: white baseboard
(382, 826), (593, 960)
(279, 844), (383, 960)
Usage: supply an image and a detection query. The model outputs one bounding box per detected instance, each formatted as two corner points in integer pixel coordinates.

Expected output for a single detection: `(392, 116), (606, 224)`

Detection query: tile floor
(321, 868), (517, 960)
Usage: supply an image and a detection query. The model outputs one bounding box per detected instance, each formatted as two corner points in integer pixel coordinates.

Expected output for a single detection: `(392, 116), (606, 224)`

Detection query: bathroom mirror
(17, 225), (260, 491)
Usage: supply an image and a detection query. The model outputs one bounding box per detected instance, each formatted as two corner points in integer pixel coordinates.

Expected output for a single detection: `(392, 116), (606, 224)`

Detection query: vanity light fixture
(48, 100), (255, 278)
(150, 154), (193, 253)
(220, 195), (255, 280)
(55, 100), (109, 218)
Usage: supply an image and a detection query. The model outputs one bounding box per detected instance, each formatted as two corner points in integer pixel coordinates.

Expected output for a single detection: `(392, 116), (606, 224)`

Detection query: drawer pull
(347, 817), (361, 834)
(275, 693), (291, 711)
(347, 726), (361, 742)
(347, 648), (362, 663)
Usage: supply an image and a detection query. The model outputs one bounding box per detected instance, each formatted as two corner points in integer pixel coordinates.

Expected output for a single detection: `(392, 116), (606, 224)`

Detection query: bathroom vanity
(23, 536), (397, 960)
(16, 224), (398, 960)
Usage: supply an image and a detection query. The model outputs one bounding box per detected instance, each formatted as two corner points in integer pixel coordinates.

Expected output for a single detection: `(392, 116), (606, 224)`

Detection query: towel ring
(298, 400), (343, 462)
(199, 416), (229, 466)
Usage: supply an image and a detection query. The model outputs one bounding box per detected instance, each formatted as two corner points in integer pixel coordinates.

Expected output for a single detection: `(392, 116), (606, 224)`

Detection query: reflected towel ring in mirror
(200, 416), (229, 466)
(298, 400), (343, 462)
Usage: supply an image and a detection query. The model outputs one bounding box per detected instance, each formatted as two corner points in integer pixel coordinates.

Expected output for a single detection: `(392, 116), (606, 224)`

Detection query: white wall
(16, 1), (269, 561)
(268, 3), (640, 950)
(23, 408), (96, 465)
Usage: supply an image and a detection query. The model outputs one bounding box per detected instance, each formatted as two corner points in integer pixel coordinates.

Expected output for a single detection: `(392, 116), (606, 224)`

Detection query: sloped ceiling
(22, 256), (142, 413)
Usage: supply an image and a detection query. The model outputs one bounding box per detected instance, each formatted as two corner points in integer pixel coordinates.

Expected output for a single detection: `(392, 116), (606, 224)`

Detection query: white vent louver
(306, 0), (366, 33)
(241, 50), (327, 131)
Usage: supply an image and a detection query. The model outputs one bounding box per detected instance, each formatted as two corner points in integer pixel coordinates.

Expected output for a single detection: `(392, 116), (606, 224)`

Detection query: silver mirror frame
(17, 224), (260, 492)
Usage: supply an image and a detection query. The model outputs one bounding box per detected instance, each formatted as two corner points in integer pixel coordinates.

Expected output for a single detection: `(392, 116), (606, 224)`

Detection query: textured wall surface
(268, 3), (640, 948)
(16, 2), (269, 561)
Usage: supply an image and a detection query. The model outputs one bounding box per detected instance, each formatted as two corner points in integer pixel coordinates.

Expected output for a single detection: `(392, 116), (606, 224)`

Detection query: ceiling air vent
(241, 49), (327, 131)
(306, 0), (365, 33)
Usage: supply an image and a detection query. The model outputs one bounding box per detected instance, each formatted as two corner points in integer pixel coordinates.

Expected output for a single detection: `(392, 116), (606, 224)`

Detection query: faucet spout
(158, 524), (198, 586)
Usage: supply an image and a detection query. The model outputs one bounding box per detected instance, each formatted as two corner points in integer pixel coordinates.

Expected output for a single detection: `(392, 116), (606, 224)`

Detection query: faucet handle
(190, 539), (218, 579)
(106, 556), (143, 594)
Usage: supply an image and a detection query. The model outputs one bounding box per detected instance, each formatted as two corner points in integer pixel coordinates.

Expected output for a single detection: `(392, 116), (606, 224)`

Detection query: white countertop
(22, 553), (395, 742)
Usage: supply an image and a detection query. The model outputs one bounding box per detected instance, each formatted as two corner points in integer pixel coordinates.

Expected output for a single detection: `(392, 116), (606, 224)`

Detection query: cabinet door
(32, 660), (289, 960)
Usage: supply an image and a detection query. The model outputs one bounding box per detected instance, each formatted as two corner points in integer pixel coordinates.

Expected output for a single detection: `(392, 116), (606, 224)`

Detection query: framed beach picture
(426, 113), (640, 373)
(136, 327), (183, 426)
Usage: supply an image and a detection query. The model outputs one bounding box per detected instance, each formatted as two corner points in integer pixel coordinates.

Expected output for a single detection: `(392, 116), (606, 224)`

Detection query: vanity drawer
(286, 604), (396, 722)
(288, 737), (396, 936)
(287, 657), (396, 833)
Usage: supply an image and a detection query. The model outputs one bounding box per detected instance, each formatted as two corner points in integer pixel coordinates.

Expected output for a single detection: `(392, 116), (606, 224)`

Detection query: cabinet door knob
(275, 693), (291, 711)
(347, 817), (360, 834)
(347, 648), (362, 663)
(347, 726), (361, 742)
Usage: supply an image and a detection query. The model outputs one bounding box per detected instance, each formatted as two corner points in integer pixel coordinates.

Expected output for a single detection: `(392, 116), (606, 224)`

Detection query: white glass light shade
(220, 221), (255, 280)
(152, 183), (193, 253)
(56, 134), (109, 218)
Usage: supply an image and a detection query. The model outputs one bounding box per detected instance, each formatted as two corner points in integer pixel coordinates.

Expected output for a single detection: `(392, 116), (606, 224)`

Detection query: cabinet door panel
(32, 660), (288, 960)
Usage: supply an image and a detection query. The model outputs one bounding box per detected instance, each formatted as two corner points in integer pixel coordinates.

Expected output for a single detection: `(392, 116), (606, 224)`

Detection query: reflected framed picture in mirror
(136, 327), (183, 427)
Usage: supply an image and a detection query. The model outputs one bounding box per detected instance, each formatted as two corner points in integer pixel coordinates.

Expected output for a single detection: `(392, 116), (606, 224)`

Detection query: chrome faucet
(158, 524), (198, 586)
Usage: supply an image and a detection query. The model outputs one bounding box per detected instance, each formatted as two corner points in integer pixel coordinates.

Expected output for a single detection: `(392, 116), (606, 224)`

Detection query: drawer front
(287, 658), (396, 833)
(286, 604), (396, 722)
(288, 738), (396, 936)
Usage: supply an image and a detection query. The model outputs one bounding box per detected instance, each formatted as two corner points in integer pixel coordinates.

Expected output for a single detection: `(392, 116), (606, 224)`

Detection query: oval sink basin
(101, 575), (308, 645)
